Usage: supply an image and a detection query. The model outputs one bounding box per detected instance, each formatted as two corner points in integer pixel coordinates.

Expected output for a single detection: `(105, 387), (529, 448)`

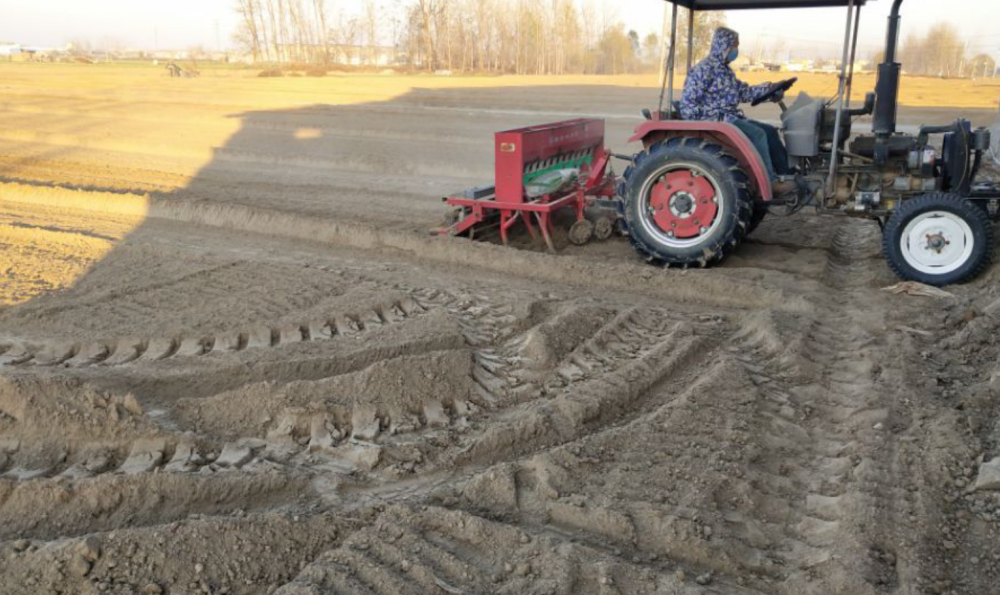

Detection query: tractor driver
(680, 27), (794, 192)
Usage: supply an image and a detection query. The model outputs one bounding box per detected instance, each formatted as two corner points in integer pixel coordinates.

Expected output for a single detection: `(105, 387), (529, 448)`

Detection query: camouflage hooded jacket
(680, 28), (770, 122)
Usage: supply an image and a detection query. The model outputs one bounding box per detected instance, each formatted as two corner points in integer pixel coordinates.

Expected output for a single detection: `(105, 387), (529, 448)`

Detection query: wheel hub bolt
(925, 233), (949, 253)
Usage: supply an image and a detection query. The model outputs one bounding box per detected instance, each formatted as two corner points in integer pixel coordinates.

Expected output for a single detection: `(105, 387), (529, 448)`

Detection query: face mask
(727, 48), (739, 63)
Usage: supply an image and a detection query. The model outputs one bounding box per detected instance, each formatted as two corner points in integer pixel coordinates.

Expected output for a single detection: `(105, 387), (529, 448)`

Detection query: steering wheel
(751, 77), (798, 107)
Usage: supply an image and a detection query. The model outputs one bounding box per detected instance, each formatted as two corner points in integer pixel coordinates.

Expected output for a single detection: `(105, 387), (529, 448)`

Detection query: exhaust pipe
(873, 0), (904, 136)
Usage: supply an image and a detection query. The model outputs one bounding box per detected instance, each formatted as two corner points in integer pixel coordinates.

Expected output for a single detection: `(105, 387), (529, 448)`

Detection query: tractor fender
(629, 121), (773, 201)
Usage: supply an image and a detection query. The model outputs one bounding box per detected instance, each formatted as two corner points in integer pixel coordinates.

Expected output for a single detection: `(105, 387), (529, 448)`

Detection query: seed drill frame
(441, 119), (617, 250)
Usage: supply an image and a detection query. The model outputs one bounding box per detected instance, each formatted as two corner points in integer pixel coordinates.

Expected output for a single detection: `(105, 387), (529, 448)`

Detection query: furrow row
(0, 297), (426, 369)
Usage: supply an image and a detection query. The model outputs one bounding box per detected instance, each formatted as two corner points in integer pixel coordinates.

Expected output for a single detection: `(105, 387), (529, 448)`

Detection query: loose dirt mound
(0, 375), (156, 467)
(175, 349), (474, 440)
(1, 513), (345, 595)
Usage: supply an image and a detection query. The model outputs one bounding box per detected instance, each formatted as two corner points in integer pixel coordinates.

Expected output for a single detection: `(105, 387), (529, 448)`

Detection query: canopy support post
(686, 8), (695, 73)
(826, 0), (855, 199)
(658, 1), (679, 118)
(845, 4), (862, 109)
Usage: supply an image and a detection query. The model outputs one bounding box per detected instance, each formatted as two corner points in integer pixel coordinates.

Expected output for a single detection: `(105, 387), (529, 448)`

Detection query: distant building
(731, 55), (752, 70)
(152, 50), (191, 61)
(0, 43), (23, 58)
(783, 59), (814, 73)
(853, 59), (873, 73)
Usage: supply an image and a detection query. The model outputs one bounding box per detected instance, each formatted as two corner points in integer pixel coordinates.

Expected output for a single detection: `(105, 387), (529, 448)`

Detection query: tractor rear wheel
(882, 192), (993, 286)
(622, 137), (753, 267)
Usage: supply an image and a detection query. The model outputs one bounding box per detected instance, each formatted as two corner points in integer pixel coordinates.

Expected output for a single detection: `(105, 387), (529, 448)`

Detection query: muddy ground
(2, 65), (1000, 595)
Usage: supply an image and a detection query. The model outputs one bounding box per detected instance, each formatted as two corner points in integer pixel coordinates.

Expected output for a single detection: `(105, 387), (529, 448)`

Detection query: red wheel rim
(648, 169), (719, 239)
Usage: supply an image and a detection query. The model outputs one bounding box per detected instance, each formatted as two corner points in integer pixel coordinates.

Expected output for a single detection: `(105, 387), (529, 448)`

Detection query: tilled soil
(2, 66), (1000, 595)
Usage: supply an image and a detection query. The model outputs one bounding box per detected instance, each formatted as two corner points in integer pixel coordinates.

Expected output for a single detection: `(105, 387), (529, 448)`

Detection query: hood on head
(710, 27), (739, 61)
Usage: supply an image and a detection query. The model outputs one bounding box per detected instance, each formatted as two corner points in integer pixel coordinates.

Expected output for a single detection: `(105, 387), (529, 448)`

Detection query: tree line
(897, 23), (996, 78)
(233, 0), (724, 74)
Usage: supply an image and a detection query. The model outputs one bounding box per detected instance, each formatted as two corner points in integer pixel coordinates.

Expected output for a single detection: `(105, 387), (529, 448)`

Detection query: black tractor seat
(642, 101), (685, 121)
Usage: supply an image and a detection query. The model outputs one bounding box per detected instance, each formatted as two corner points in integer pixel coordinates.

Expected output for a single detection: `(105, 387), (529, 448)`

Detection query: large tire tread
(622, 137), (753, 268)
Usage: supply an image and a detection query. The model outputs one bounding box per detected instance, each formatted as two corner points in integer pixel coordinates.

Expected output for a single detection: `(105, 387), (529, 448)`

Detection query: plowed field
(2, 63), (1000, 595)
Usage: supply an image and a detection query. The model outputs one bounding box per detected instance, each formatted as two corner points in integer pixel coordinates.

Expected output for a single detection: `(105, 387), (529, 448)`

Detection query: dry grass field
(2, 62), (1000, 595)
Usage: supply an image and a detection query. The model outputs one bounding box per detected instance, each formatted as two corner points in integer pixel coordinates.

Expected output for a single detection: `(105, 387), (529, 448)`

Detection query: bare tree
(363, 0), (380, 65)
(416, 0), (442, 70)
(312, 0), (331, 63)
(232, 0), (740, 74)
(924, 23), (963, 77)
(234, 0), (262, 61)
(598, 23), (635, 75)
(970, 53), (997, 79)
(900, 23), (968, 78)
(676, 9), (726, 69)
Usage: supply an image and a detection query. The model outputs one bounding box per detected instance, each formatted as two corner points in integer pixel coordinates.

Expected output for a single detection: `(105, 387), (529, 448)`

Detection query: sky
(627, 1), (1000, 60)
(1, 0), (999, 59)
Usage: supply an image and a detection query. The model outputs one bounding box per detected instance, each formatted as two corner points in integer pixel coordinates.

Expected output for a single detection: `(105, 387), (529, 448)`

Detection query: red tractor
(443, 0), (999, 286)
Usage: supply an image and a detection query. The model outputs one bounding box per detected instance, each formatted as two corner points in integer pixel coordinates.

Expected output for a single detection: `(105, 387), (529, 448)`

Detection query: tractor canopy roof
(665, 0), (872, 10)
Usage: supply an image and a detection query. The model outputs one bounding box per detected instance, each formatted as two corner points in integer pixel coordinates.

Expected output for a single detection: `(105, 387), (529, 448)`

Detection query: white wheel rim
(899, 210), (975, 275)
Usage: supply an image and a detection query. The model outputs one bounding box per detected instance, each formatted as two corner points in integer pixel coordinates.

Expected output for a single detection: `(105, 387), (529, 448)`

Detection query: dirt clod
(973, 458), (1000, 491)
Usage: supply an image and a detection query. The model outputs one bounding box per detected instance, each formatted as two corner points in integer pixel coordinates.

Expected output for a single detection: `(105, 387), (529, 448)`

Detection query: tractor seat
(642, 101), (685, 121)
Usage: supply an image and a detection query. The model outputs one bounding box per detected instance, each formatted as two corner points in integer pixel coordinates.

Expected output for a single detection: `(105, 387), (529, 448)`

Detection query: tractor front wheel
(882, 192), (993, 286)
(622, 137), (753, 267)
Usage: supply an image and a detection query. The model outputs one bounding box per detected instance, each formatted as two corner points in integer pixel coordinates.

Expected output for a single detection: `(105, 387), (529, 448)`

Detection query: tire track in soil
(450, 326), (709, 470)
(0, 284), (535, 563)
(0, 295), (461, 542)
(386, 218), (893, 595)
(333, 301), (719, 521)
(0, 255), (799, 593)
(1, 282), (527, 484)
(730, 217), (894, 590)
(3, 253), (766, 594)
(0, 470), (312, 542)
(276, 345), (780, 594)
(0, 276), (427, 370)
(274, 504), (745, 595)
(402, 286), (525, 409)
(1, 318), (452, 489)
(290, 286), (716, 504)
(392, 219), (892, 595)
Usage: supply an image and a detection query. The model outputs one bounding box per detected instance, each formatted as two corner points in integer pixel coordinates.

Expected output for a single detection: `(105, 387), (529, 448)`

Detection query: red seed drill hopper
(440, 118), (617, 250)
